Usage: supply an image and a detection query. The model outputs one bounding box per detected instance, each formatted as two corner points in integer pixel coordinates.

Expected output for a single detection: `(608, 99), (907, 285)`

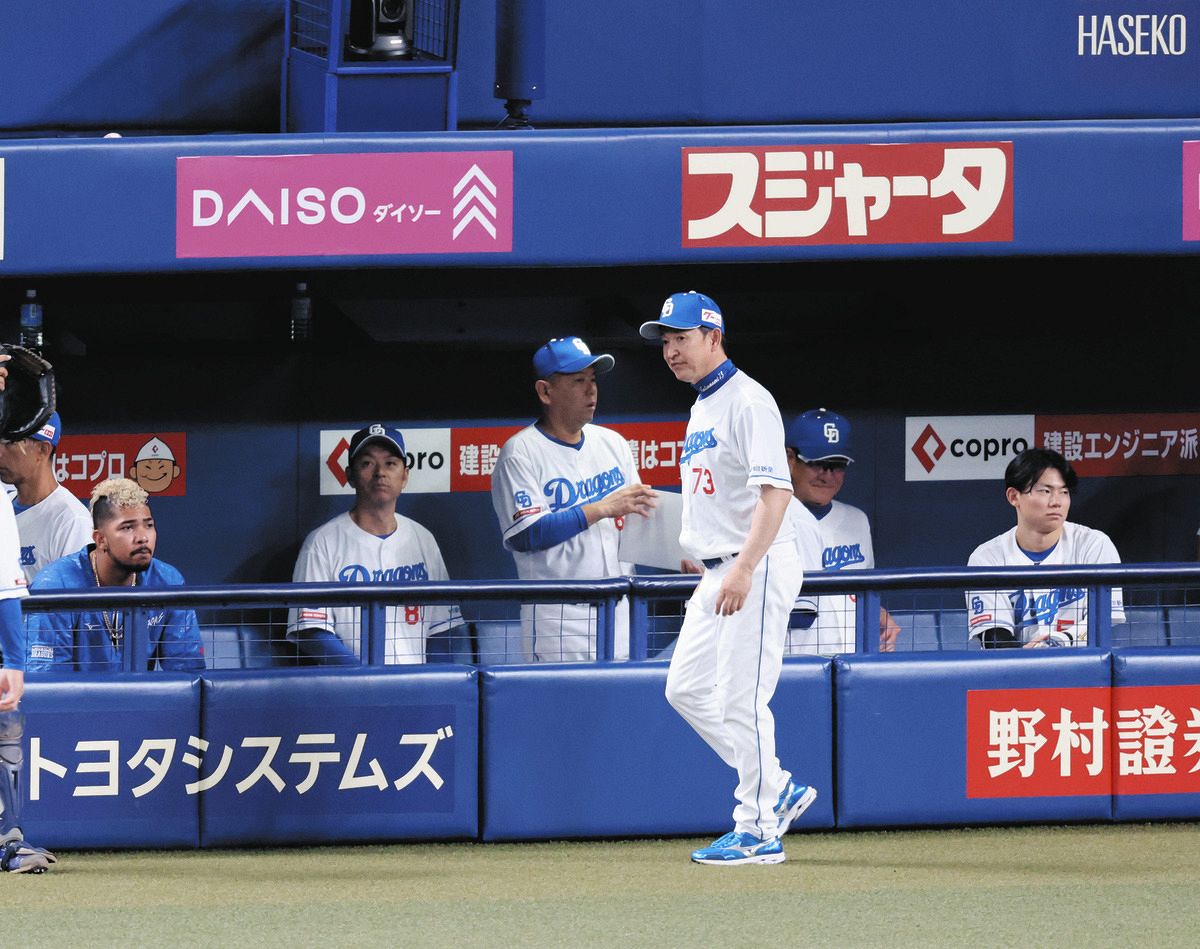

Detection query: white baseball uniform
(967, 522), (1126, 646)
(0, 492), (28, 667)
(287, 511), (463, 664)
(664, 364), (804, 840)
(786, 499), (874, 655)
(491, 423), (638, 661)
(13, 486), (93, 583)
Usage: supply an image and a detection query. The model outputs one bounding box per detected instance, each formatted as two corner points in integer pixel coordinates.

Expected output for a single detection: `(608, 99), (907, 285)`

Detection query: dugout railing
(19, 563), (1200, 670)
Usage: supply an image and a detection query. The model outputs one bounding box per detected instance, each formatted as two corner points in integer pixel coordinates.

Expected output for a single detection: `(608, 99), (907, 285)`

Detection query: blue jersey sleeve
(0, 598), (24, 671)
(155, 607), (205, 672)
(507, 506), (589, 553)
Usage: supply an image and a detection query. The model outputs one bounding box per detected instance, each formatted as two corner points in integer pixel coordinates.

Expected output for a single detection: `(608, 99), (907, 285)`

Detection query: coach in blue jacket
(26, 477), (203, 673)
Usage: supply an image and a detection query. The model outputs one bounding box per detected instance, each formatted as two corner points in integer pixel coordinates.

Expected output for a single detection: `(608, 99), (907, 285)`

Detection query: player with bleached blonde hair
(26, 477), (203, 672)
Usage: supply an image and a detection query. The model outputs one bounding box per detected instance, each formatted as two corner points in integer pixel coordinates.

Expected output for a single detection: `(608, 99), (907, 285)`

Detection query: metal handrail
(22, 562), (1200, 668)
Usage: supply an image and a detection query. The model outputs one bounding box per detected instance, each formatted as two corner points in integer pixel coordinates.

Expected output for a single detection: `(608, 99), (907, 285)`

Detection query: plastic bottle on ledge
(290, 282), (312, 343)
(19, 289), (44, 353)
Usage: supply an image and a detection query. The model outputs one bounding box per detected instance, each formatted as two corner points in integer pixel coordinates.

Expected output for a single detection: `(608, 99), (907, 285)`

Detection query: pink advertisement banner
(176, 151), (513, 259)
(1184, 142), (1200, 241)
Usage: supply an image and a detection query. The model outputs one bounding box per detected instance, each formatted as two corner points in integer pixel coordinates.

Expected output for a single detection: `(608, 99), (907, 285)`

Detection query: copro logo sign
(905, 416), (1034, 481)
(175, 151), (513, 259)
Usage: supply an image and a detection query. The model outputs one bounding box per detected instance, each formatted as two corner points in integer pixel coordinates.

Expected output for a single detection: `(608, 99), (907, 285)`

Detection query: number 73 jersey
(678, 368), (795, 561)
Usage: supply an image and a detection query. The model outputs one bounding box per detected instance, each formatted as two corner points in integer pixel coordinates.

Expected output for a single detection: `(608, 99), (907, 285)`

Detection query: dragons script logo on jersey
(680, 429), (718, 464)
(338, 562), (430, 583)
(823, 543), (865, 570)
(1012, 587), (1086, 626)
(544, 466), (626, 511)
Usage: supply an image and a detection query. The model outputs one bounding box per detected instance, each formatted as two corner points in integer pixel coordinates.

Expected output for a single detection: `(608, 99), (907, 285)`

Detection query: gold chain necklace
(90, 550), (136, 651)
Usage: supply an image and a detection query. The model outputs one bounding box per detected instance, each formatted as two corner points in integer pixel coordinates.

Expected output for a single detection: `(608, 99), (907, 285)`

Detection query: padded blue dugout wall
(22, 668), (478, 849)
(24, 674), (201, 849)
(199, 667), (479, 845)
(479, 660), (835, 841)
(835, 651), (1115, 827)
(19, 651), (1200, 848)
(1111, 648), (1200, 822)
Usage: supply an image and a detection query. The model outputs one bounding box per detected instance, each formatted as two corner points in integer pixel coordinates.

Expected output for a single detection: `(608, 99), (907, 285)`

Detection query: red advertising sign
(1036, 413), (1200, 477)
(448, 421), (687, 493)
(682, 141), (1013, 247)
(56, 433), (187, 499)
(176, 152), (513, 259)
(450, 425), (525, 493)
(967, 684), (1200, 799)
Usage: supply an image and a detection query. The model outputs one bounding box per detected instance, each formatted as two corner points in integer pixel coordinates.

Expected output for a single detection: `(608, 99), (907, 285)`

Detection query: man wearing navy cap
(0, 412), (92, 583)
(491, 337), (657, 661)
(288, 424), (466, 665)
(784, 408), (898, 654)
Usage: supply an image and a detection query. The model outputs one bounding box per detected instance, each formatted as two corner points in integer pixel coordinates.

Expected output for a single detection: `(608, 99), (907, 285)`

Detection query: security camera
(347, 0), (412, 60)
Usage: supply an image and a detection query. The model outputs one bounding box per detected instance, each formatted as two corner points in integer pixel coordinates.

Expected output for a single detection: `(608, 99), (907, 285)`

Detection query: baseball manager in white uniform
(491, 337), (656, 661)
(968, 446), (1125, 647)
(641, 291), (815, 867)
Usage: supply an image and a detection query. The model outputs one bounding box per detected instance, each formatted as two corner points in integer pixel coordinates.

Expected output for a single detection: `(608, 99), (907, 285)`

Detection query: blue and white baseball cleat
(1, 841), (50, 874)
(691, 831), (785, 866)
(774, 781), (818, 837)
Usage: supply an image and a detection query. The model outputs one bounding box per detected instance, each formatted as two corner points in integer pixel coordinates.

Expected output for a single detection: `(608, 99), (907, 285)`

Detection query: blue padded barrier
(198, 667), (478, 846)
(836, 651), (1114, 828)
(1110, 648), (1200, 822)
(23, 674), (201, 849)
(480, 659), (834, 841)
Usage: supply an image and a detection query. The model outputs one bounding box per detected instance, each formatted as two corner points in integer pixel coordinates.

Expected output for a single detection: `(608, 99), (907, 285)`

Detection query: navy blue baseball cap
(29, 411), (62, 447)
(639, 291), (725, 339)
(348, 423), (407, 464)
(532, 337), (615, 379)
(786, 408), (854, 464)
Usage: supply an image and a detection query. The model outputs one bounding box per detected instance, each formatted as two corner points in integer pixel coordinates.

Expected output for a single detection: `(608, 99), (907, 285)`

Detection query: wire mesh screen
(290, 0), (332, 57)
(412, 0), (457, 61)
(289, 0), (458, 63)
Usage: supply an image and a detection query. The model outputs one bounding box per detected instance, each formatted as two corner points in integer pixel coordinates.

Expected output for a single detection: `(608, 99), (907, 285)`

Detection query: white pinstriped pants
(665, 542), (803, 839)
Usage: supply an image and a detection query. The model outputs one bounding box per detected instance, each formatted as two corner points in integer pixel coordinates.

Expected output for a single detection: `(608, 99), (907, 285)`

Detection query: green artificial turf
(9, 823), (1198, 947)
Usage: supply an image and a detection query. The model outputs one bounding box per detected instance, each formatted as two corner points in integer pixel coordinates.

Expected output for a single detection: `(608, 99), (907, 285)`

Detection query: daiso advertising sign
(176, 151), (513, 259)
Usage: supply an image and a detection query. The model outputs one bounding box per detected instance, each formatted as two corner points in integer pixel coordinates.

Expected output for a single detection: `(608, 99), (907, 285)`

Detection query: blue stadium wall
(1, 0), (1197, 131)
(24, 651), (1200, 849)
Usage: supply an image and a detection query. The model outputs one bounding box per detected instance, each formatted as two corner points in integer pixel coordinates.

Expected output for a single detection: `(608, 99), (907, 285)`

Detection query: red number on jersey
(690, 467), (716, 495)
(404, 605), (422, 626)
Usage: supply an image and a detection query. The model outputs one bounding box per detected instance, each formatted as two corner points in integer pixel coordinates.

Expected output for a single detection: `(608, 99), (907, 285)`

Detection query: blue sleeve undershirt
(508, 506), (590, 553)
(0, 598), (24, 670)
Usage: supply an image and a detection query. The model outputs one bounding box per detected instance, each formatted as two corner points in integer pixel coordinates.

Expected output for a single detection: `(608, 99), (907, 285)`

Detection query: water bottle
(19, 289), (44, 353)
(290, 282), (312, 342)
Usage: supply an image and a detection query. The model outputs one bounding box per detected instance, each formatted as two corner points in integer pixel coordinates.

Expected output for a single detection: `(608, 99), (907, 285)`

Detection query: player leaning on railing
(0, 346), (61, 873)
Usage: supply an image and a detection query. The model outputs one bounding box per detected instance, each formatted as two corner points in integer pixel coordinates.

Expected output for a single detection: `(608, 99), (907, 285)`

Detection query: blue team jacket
(26, 547), (204, 673)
